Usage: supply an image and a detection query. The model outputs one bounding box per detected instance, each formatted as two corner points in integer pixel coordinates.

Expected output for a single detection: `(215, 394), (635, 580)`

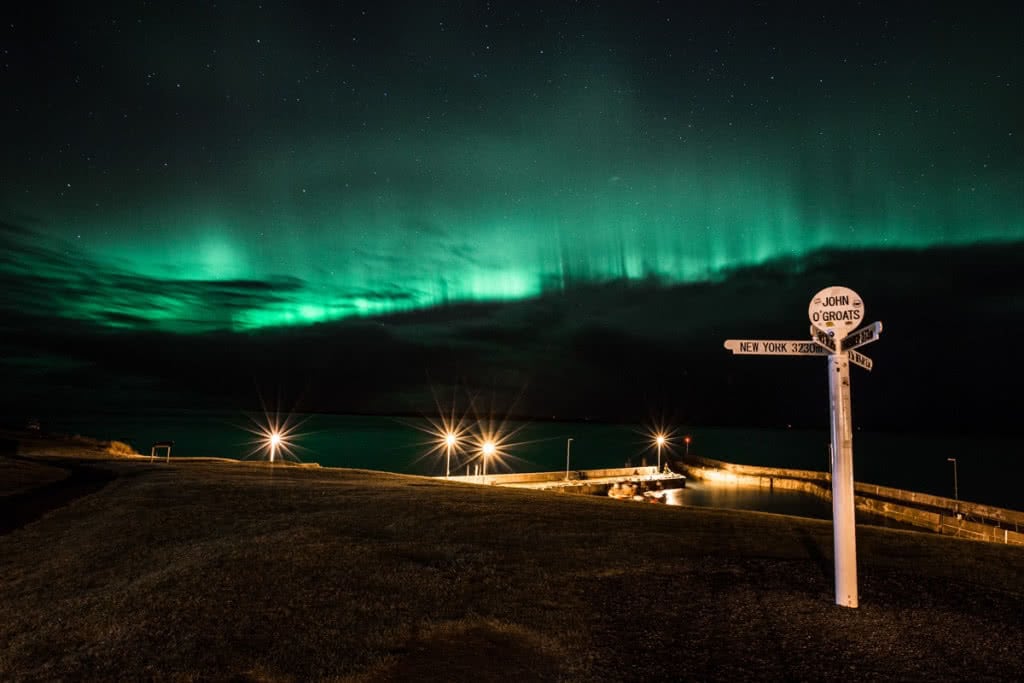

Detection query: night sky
(2, 2), (1022, 430)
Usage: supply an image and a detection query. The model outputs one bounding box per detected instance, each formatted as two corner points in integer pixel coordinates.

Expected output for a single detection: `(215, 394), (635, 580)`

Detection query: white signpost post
(724, 285), (882, 608)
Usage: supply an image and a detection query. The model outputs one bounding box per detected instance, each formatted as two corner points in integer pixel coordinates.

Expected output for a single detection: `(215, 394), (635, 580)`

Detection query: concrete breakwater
(444, 466), (688, 497)
(446, 465), (659, 487)
(678, 455), (1024, 546)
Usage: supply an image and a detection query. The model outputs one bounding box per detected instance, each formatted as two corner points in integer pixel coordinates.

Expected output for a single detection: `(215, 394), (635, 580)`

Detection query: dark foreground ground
(2, 452), (1023, 682)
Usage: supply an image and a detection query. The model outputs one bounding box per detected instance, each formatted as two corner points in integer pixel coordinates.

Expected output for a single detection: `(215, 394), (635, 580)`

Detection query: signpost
(724, 286), (883, 609)
(808, 286), (864, 339)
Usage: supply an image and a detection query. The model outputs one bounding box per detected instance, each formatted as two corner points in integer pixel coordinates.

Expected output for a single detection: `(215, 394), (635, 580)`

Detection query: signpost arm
(828, 351), (858, 608)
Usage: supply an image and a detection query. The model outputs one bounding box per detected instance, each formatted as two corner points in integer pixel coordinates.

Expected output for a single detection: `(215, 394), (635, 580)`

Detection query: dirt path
(0, 456), (117, 536)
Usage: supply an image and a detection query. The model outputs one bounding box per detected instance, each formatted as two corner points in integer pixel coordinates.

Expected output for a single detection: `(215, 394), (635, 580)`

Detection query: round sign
(808, 286), (864, 340)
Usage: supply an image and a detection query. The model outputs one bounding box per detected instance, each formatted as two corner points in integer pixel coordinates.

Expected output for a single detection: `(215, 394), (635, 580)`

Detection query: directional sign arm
(810, 325), (837, 352)
(728, 330), (875, 370)
(841, 321), (883, 351)
(724, 339), (829, 356)
(848, 349), (873, 371)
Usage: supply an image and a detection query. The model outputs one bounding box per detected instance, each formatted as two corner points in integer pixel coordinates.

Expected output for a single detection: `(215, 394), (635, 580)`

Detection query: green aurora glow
(3, 3), (1022, 333)
(26, 131), (1022, 333)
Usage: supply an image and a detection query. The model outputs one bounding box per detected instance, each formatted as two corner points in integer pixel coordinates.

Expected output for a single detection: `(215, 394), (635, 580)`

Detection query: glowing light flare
(641, 425), (679, 452)
(266, 430), (285, 462)
(438, 429), (461, 478)
(635, 425), (680, 473)
(241, 410), (305, 464)
(416, 420), (468, 457)
(470, 429), (509, 463)
(411, 387), (534, 478)
(654, 433), (668, 471)
(480, 439), (498, 478)
(406, 398), (474, 477)
(466, 423), (519, 478)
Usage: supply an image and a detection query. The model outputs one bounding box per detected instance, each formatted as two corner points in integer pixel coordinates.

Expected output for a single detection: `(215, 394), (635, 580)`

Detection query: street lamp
(947, 457), (959, 502)
(482, 440), (496, 480)
(444, 432), (457, 478)
(684, 435), (692, 458)
(655, 434), (667, 473)
(269, 431), (281, 463)
(565, 437), (574, 480)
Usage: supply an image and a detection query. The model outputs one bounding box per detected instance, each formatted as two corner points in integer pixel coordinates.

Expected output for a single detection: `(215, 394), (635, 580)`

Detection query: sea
(29, 412), (1021, 516)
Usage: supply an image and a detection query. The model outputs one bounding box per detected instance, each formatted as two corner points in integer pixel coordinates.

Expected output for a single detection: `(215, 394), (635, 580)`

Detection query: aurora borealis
(2, 2), (1023, 426)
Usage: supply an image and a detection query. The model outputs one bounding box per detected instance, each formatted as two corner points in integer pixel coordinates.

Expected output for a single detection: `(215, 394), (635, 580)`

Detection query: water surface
(31, 412), (1021, 513)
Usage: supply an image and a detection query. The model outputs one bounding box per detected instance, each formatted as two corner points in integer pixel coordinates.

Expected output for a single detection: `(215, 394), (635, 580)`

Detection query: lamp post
(684, 435), (692, 458)
(565, 437), (574, 480)
(482, 440), (496, 482)
(269, 431), (281, 463)
(655, 434), (666, 473)
(947, 457), (959, 502)
(444, 432), (457, 479)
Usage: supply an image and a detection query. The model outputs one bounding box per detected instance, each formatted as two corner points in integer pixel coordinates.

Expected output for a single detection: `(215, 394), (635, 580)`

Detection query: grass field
(0, 457), (69, 496)
(2, 454), (1023, 681)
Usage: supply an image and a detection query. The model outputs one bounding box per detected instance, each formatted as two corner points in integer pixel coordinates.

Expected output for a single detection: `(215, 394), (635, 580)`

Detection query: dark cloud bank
(3, 222), (1021, 434)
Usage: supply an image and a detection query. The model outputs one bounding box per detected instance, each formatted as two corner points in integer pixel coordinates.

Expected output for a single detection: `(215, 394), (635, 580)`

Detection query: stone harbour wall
(679, 455), (1024, 546)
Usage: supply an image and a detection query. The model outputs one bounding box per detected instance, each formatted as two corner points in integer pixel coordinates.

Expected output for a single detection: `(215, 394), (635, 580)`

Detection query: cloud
(0, 223), (428, 333)
(3, 217), (1024, 432)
